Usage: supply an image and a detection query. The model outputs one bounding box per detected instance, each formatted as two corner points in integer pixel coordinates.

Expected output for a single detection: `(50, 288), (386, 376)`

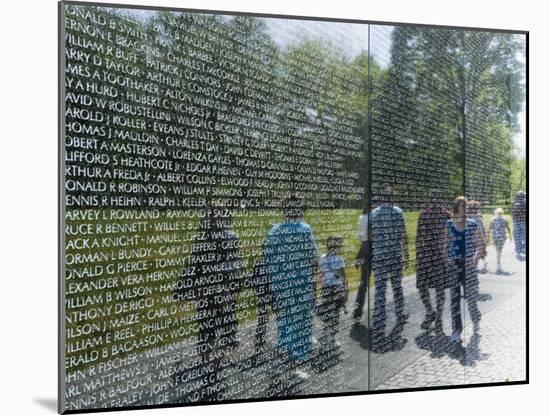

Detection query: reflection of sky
(262, 18), (369, 60)
(110, 5), (392, 66)
(263, 18), (393, 67)
(370, 25), (394, 66)
(97, 5), (526, 157)
(514, 101), (526, 158)
(111, 6), (151, 23)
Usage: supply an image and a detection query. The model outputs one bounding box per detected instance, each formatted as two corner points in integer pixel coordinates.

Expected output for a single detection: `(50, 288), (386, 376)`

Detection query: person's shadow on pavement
(415, 330), (489, 367)
(464, 333), (489, 366)
(351, 321), (408, 354)
(414, 331), (451, 358)
(350, 322), (371, 350)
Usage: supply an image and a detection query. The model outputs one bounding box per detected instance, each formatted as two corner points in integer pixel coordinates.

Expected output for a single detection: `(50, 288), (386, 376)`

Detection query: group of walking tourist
(174, 190), (527, 398)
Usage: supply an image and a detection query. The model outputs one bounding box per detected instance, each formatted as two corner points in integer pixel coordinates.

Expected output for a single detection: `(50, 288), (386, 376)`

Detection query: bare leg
(496, 247), (503, 272)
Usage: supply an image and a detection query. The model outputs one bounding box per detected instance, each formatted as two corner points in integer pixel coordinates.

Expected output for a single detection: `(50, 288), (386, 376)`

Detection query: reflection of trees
(65, 6), (525, 210)
(269, 40), (374, 209)
(372, 27), (524, 207)
(65, 7), (373, 210)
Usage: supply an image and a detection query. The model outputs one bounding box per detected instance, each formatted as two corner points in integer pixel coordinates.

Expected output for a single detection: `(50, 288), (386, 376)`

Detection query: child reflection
(488, 207), (513, 274)
(173, 202), (244, 401)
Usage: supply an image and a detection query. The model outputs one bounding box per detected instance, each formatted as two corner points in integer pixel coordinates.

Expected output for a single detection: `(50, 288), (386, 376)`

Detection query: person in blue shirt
(444, 196), (484, 344)
(264, 195), (319, 380)
(370, 184), (410, 340)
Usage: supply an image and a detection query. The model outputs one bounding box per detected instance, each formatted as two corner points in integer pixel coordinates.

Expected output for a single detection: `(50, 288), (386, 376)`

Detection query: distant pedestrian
(511, 191), (527, 260)
(488, 208), (512, 274)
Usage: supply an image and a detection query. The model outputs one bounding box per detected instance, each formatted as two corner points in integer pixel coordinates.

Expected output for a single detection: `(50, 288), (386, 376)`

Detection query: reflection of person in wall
(467, 201), (488, 274)
(444, 197), (484, 344)
(416, 191), (451, 335)
(173, 204), (244, 401)
(353, 204), (370, 322)
(264, 195), (319, 381)
(317, 235), (348, 351)
(488, 208), (513, 275)
(511, 191), (527, 260)
(371, 184), (410, 340)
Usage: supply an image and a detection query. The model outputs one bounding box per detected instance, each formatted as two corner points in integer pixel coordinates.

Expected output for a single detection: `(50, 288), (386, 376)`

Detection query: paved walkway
(373, 241), (526, 389)
(234, 241), (527, 396)
(64, 242), (527, 410)
(189, 241), (527, 399)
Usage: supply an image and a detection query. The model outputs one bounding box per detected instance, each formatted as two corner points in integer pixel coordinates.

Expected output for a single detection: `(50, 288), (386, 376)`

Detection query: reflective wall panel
(60, 2), (527, 412)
